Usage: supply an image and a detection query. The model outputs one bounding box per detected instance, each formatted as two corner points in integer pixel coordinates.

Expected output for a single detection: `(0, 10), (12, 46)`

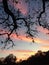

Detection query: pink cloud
(37, 26), (49, 34)
(14, 0), (28, 15)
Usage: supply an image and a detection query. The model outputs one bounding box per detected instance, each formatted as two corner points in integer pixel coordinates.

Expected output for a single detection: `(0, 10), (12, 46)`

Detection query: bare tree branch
(0, 0), (49, 48)
(38, 0), (45, 26)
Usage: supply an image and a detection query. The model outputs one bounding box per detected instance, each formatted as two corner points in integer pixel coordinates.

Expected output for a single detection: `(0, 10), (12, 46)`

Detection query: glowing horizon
(0, 50), (36, 61)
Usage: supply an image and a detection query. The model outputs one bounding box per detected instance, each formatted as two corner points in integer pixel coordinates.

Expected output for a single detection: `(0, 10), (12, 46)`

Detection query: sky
(0, 0), (49, 61)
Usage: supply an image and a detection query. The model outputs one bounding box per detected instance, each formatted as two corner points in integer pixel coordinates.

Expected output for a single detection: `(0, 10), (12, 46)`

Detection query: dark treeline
(0, 50), (49, 65)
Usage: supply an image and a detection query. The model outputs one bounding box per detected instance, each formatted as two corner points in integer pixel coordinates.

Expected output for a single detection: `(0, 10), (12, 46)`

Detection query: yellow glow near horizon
(0, 50), (36, 61)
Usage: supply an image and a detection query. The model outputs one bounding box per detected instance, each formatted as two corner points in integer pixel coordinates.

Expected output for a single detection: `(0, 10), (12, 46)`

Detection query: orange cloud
(11, 33), (49, 45)
(16, 50), (34, 53)
(42, 46), (49, 48)
(0, 29), (49, 45)
(40, 45), (49, 51)
(0, 50), (35, 61)
(34, 37), (49, 44)
(0, 50), (35, 54)
(11, 34), (32, 42)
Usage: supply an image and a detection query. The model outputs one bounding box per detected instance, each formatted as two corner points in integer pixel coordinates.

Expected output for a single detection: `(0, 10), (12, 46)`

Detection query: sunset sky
(0, 0), (49, 61)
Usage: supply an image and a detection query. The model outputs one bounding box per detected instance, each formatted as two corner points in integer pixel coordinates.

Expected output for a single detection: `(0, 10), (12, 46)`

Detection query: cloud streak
(12, 33), (49, 45)
(0, 49), (35, 61)
(40, 45), (49, 51)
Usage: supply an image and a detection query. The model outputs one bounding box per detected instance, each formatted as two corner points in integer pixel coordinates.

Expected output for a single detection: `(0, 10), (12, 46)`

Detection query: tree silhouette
(0, 51), (49, 65)
(0, 0), (49, 48)
(4, 54), (17, 65)
(18, 51), (49, 65)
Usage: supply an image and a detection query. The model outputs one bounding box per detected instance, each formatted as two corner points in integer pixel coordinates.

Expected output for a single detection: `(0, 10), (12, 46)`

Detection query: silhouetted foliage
(0, 54), (17, 65)
(0, 51), (49, 65)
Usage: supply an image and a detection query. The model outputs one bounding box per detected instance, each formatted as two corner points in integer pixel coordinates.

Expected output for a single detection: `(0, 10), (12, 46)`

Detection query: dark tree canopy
(0, 0), (49, 48)
(0, 51), (49, 65)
